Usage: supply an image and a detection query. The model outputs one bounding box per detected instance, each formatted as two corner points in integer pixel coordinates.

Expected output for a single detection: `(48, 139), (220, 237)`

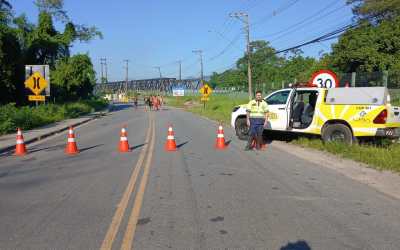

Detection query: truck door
(265, 89), (292, 130)
(288, 90), (319, 129)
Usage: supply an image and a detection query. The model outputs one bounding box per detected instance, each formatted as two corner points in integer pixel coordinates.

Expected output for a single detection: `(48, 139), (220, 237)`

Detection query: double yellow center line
(100, 113), (156, 250)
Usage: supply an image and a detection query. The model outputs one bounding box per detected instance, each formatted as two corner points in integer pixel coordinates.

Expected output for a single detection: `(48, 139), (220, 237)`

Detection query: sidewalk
(0, 111), (107, 154)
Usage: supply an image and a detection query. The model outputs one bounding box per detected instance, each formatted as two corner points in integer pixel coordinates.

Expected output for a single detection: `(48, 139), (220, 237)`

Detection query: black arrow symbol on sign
(33, 77), (40, 89)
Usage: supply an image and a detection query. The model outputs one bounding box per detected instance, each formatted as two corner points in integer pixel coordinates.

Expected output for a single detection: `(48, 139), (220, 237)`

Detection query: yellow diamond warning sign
(199, 83), (212, 96)
(25, 71), (48, 95)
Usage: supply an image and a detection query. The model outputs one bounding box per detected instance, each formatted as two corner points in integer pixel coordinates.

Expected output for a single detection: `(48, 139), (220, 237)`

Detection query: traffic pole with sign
(199, 83), (213, 110)
(24, 66), (50, 106)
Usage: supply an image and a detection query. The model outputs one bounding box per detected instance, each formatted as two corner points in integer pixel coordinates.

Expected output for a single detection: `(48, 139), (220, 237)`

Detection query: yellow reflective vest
(246, 100), (269, 118)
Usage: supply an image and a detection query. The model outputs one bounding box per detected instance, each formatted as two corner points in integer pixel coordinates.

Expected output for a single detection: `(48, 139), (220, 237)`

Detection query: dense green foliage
(0, 0), (101, 105)
(0, 98), (108, 135)
(52, 54), (97, 101)
(211, 0), (400, 90)
(347, 0), (400, 22)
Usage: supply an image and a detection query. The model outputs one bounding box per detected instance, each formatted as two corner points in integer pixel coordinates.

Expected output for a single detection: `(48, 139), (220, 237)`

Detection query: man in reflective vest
(245, 90), (269, 150)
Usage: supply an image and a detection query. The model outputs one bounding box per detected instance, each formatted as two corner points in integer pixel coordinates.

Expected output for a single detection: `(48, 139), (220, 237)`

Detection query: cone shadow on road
(280, 240), (311, 250)
(0, 151), (14, 158)
(224, 140), (232, 147)
(130, 143), (146, 151)
(29, 144), (65, 153)
(0, 143), (65, 158)
(176, 141), (190, 149)
(79, 144), (104, 153)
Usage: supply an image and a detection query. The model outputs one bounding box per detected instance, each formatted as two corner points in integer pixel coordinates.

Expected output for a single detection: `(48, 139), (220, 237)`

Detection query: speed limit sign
(310, 70), (339, 88)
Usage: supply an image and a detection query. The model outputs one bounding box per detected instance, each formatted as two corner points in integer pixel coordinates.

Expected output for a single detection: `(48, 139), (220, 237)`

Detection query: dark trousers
(247, 118), (265, 149)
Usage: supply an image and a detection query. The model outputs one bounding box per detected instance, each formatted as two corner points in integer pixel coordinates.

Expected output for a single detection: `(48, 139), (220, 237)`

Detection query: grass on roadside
(292, 138), (400, 172)
(0, 98), (109, 135)
(166, 94), (400, 173)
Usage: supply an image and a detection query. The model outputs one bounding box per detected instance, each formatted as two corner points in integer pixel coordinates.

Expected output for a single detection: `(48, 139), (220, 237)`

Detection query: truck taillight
(373, 109), (388, 124)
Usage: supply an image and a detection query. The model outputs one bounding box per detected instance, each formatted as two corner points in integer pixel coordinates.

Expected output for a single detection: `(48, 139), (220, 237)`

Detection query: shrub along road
(0, 99), (108, 136)
(1, 104), (400, 249)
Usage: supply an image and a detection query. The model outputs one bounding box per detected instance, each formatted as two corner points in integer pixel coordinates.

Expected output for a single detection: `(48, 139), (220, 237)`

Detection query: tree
(0, 1), (26, 105)
(34, 0), (68, 22)
(51, 54), (96, 101)
(280, 53), (318, 83)
(330, 17), (400, 73)
(0, 0), (12, 24)
(0, 27), (25, 105)
(0, 0), (102, 105)
(347, 0), (400, 23)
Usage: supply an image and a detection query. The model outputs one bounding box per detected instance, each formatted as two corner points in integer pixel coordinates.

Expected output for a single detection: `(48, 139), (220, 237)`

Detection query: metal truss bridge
(94, 77), (207, 94)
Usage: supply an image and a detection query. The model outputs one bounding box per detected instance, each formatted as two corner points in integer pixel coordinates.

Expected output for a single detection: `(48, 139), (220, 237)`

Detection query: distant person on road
(148, 96), (153, 110)
(133, 96), (138, 109)
(144, 96), (151, 111)
(151, 95), (157, 111)
(160, 95), (164, 106)
(156, 95), (162, 111)
(245, 90), (269, 151)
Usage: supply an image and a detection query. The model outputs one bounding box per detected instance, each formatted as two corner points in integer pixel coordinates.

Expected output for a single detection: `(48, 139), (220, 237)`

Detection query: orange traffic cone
(15, 128), (27, 156)
(215, 125), (227, 150)
(119, 126), (131, 152)
(65, 127), (79, 155)
(165, 125), (177, 151)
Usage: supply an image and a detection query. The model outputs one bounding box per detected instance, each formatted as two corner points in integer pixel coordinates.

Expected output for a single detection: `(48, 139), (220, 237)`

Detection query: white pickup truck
(231, 86), (400, 144)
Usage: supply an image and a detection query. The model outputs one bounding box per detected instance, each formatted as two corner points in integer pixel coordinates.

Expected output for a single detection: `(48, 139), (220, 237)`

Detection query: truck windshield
(266, 90), (290, 105)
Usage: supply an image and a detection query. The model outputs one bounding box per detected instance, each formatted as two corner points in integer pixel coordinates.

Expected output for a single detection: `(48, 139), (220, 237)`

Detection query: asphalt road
(1, 104), (400, 250)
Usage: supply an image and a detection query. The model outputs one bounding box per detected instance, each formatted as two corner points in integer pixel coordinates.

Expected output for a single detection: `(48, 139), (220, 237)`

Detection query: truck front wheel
(322, 123), (354, 145)
(235, 117), (249, 140)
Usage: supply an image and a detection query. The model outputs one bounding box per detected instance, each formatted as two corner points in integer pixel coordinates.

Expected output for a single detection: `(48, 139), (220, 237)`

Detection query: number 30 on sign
(310, 70), (339, 88)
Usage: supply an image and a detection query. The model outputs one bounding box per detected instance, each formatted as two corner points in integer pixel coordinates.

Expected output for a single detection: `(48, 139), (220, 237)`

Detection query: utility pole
(154, 66), (162, 94)
(177, 60), (182, 80)
(104, 58), (108, 83)
(154, 66), (162, 78)
(124, 59), (129, 94)
(100, 58), (108, 83)
(192, 50), (204, 82)
(230, 12), (253, 100)
(100, 58), (104, 83)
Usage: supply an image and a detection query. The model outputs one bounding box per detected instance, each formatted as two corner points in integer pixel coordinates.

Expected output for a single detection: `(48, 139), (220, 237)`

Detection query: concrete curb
(0, 109), (110, 154)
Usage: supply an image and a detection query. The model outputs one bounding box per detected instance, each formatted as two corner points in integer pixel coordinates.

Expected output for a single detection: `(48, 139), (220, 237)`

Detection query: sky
(12, 0), (354, 81)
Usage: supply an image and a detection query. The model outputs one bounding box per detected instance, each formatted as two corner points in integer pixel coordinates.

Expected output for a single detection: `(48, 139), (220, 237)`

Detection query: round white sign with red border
(310, 70), (339, 88)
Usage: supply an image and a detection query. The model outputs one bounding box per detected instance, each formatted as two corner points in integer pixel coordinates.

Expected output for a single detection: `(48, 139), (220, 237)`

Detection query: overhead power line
(275, 23), (358, 54)
(269, 4), (348, 44)
(251, 0), (300, 28)
(256, 0), (343, 39)
(208, 33), (242, 61)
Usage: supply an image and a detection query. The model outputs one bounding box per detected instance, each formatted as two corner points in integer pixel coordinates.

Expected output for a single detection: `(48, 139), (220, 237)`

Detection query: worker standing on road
(245, 90), (269, 151)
